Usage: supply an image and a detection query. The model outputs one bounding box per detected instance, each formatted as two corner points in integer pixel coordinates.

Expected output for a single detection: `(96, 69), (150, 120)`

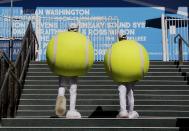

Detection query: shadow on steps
(176, 118), (189, 131)
(88, 106), (118, 118)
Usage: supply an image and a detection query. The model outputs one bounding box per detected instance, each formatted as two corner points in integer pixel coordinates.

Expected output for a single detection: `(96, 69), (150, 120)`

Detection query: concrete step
(146, 72), (183, 76)
(21, 89), (189, 95)
(24, 80), (188, 85)
(15, 110), (189, 117)
(27, 72), (110, 76)
(23, 85), (189, 90)
(181, 68), (189, 72)
(20, 94), (189, 100)
(18, 99), (189, 105)
(18, 105), (189, 111)
(28, 63), (189, 68)
(27, 72), (183, 76)
(27, 68), (185, 72)
(0, 127), (180, 131)
(30, 61), (189, 65)
(25, 76), (186, 81)
(1, 118), (180, 127)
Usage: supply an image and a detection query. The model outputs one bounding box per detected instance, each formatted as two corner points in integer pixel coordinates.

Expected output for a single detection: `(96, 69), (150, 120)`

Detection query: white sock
(58, 87), (65, 96)
(69, 84), (77, 111)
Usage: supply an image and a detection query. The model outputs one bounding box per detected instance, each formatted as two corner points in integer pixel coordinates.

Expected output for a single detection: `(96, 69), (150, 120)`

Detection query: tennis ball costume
(104, 40), (149, 82)
(46, 29), (94, 118)
(46, 32), (94, 76)
(104, 39), (149, 118)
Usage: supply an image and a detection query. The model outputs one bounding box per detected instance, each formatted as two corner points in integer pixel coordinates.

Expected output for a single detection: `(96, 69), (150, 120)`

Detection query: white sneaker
(55, 96), (66, 117)
(116, 110), (129, 118)
(128, 111), (139, 119)
(66, 110), (81, 118)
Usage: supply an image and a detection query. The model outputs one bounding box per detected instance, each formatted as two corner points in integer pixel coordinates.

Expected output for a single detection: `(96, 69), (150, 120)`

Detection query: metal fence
(0, 15), (37, 60)
(161, 14), (189, 61)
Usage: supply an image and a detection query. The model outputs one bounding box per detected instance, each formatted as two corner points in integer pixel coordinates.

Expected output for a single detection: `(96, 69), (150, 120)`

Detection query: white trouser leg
(117, 85), (129, 118)
(58, 76), (66, 96)
(66, 83), (81, 118)
(127, 89), (134, 112)
(118, 85), (127, 111)
(69, 84), (77, 111)
(127, 87), (139, 118)
(58, 87), (65, 96)
(55, 87), (66, 116)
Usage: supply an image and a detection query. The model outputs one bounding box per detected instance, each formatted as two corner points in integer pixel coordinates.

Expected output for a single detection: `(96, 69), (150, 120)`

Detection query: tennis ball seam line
(139, 45), (145, 76)
(108, 47), (112, 73)
(85, 37), (89, 70)
(52, 34), (58, 67)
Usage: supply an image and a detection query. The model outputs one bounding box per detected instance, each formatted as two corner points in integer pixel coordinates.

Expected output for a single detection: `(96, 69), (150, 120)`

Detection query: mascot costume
(104, 33), (149, 118)
(46, 23), (94, 118)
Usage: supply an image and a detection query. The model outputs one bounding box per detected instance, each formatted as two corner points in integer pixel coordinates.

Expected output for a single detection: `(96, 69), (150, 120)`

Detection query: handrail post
(178, 38), (183, 65)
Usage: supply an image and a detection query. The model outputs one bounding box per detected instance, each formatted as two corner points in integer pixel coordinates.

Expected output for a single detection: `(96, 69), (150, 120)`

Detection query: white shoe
(55, 96), (66, 117)
(66, 110), (81, 118)
(128, 111), (139, 119)
(116, 110), (129, 118)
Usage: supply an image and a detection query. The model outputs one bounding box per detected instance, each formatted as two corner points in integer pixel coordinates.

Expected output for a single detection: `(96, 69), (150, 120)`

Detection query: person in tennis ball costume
(104, 32), (149, 118)
(46, 23), (94, 118)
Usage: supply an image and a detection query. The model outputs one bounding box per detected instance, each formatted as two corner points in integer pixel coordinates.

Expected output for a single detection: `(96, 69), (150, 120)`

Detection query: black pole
(10, 0), (13, 61)
(178, 38), (183, 65)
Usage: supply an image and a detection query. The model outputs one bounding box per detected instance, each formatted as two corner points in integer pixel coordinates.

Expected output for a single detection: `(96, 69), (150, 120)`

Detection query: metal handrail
(0, 51), (15, 69)
(174, 34), (189, 65)
(174, 34), (189, 47)
(0, 21), (38, 119)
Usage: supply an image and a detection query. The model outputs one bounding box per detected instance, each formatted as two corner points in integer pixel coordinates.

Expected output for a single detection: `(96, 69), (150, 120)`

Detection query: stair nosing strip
(5, 116), (189, 119)
(27, 72), (183, 73)
(16, 110), (189, 112)
(28, 67), (188, 69)
(24, 80), (187, 82)
(26, 76), (185, 78)
(19, 99), (189, 101)
(24, 85), (189, 86)
(17, 105), (189, 107)
(21, 94), (189, 96)
(22, 89), (189, 91)
(0, 127), (180, 129)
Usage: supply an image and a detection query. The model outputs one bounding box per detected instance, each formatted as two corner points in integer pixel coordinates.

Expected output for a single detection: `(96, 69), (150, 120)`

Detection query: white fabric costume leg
(127, 87), (139, 119)
(58, 87), (65, 96)
(55, 77), (67, 117)
(117, 85), (129, 118)
(66, 78), (81, 118)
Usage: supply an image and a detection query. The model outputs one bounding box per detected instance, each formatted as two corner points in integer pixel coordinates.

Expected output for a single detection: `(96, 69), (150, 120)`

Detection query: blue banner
(35, 7), (164, 60)
(0, 7), (165, 61)
(0, 40), (22, 60)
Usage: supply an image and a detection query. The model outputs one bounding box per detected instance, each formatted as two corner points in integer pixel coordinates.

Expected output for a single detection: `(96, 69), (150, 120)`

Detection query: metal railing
(174, 34), (189, 65)
(0, 21), (38, 119)
(161, 15), (189, 61)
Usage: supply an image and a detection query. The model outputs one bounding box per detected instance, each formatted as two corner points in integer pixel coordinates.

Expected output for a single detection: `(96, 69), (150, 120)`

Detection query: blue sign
(0, 40), (22, 60)
(0, 7), (166, 61)
(35, 7), (165, 60)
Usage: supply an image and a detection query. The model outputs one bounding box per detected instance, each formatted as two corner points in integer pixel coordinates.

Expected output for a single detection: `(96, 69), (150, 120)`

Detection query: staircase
(1, 61), (189, 131)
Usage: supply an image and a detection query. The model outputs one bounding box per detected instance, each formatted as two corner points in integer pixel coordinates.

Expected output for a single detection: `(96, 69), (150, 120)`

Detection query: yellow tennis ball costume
(104, 40), (149, 83)
(46, 32), (94, 76)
